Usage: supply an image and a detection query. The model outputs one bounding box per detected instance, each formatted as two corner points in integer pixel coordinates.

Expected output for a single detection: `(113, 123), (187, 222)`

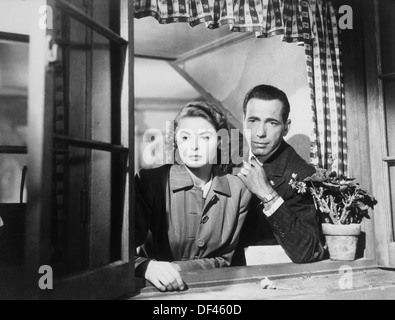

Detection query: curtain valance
(135, 0), (313, 42)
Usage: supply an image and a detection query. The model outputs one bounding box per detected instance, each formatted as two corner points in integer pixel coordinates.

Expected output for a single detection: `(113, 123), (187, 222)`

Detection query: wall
(178, 35), (312, 162)
(134, 58), (201, 170)
(0, 0), (30, 35)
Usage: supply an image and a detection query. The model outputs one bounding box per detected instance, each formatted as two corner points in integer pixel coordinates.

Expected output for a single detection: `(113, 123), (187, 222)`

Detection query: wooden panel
(383, 79), (395, 156)
(378, 0), (395, 74)
(389, 164), (395, 241)
(363, 0), (393, 267)
(0, 32), (29, 43)
(126, 0), (138, 296)
(334, 0), (375, 259)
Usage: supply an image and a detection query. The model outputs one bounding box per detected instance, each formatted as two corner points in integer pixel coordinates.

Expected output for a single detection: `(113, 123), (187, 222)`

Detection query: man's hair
(243, 85), (291, 123)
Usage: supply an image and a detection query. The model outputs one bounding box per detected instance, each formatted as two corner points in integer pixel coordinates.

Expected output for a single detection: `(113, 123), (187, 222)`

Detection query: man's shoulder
(283, 143), (316, 180)
(225, 173), (251, 194)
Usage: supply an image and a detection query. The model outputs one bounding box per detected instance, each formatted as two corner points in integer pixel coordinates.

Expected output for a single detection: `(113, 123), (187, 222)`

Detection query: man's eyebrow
(265, 118), (281, 123)
(247, 116), (261, 120)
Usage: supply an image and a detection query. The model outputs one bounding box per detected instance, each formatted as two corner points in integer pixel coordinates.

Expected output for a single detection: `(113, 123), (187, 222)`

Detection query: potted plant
(289, 169), (378, 261)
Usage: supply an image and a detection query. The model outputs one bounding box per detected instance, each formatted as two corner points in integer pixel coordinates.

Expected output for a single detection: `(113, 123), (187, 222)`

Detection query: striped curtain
(134, 0), (348, 174)
(299, 0), (347, 175)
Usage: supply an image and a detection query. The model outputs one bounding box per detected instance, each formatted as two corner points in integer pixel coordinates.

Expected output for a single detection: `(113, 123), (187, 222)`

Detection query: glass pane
(0, 154), (27, 203)
(0, 42), (28, 203)
(51, 147), (125, 276)
(92, 0), (111, 28)
(91, 32), (112, 144)
(379, 0), (395, 74)
(67, 19), (114, 144)
(0, 40), (28, 289)
(384, 79), (395, 156)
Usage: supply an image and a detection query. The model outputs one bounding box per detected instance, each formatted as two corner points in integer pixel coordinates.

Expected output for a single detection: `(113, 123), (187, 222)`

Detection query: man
(234, 85), (326, 265)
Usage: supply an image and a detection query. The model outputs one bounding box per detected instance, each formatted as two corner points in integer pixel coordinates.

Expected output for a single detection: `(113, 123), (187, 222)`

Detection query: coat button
(201, 216), (209, 224)
(196, 239), (206, 248)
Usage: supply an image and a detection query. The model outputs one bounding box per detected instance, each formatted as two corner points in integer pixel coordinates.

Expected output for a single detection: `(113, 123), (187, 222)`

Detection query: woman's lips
(188, 155), (203, 160)
(252, 142), (269, 148)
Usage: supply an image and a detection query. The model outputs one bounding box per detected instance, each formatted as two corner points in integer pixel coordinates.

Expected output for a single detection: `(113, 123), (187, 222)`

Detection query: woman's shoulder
(136, 164), (172, 182)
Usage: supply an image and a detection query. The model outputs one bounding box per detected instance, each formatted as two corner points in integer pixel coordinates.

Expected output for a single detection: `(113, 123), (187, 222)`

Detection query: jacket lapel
(202, 168), (231, 215)
(170, 165), (194, 192)
(261, 140), (290, 190)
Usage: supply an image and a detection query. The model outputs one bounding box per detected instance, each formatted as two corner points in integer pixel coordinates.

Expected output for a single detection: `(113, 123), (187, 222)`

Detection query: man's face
(244, 98), (291, 158)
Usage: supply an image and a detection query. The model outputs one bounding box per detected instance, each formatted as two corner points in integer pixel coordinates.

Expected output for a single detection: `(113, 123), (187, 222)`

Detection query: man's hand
(145, 261), (186, 292)
(238, 158), (275, 201)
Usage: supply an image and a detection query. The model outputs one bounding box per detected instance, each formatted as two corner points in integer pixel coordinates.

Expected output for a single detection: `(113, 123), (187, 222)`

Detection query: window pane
(0, 42), (28, 203)
(51, 147), (124, 276)
(0, 154), (27, 203)
(91, 32), (113, 144)
(67, 19), (115, 144)
(383, 79), (395, 156)
(379, 0), (395, 74)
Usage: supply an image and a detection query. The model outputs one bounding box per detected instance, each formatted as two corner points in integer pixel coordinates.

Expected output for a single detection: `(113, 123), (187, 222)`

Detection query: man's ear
(283, 119), (291, 136)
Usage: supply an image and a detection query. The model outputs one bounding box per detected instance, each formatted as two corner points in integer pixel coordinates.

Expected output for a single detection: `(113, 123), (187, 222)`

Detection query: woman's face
(176, 117), (218, 169)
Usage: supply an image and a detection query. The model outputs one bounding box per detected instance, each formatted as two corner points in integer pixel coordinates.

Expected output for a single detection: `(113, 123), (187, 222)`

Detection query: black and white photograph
(0, 0), (394, 302)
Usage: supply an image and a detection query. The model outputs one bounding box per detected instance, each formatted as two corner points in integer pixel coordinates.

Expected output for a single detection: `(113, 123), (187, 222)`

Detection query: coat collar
(260, 140), (290, 178)
(170, 165), (231, 197)
(250, 140), (290, 189)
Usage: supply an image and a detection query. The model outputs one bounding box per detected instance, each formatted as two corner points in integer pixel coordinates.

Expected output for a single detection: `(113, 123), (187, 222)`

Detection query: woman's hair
(172, 102), (231, 173)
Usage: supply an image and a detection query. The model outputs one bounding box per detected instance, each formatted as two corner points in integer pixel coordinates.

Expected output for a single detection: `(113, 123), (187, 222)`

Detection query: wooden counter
(130, 259), (395, 300)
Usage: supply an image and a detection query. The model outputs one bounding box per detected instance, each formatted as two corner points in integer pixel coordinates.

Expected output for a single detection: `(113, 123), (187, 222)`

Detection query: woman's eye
(180, 136), (189, 141)
(201, 136), (210, 141)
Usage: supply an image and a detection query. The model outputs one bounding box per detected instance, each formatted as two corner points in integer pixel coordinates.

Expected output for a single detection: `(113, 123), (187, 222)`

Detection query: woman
(135, 102), (251, 292)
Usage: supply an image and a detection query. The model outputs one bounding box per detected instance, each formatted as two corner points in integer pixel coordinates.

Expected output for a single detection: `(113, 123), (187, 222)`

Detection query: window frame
(362, 0), (395, 268)
(23, 0), (137, 300)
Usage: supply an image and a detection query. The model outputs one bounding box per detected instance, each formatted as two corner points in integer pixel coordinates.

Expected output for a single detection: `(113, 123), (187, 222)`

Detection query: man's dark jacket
(233, 140), (326, 265)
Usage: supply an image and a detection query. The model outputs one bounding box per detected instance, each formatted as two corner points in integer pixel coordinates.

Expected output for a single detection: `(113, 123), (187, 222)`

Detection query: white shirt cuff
(262, 197), (284, 217)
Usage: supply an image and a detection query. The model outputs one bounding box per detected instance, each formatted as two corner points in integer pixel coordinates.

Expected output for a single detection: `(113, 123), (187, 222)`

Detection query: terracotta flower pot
(322, 223), (362, 261)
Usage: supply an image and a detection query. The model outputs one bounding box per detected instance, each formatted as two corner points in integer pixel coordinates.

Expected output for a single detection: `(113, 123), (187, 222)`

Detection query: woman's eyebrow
(178, 130), (191, 135)
(199, 131), (214, 135)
